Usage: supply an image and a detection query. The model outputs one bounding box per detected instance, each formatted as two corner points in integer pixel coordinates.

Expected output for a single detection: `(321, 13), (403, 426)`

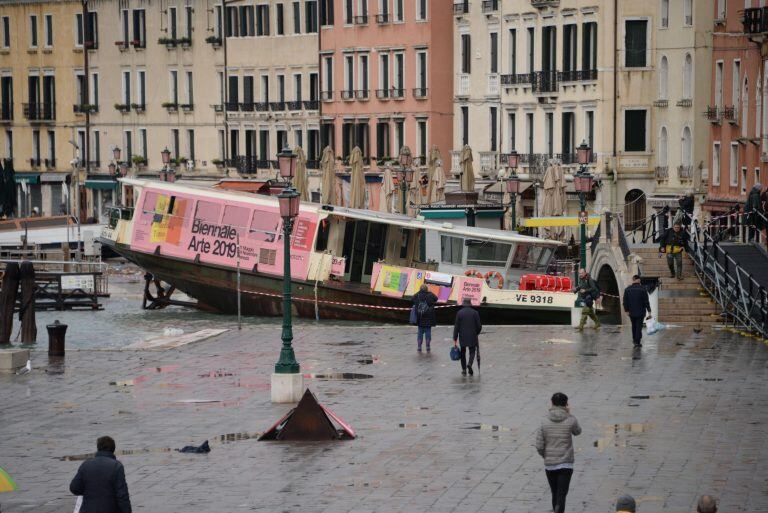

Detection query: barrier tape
(243, 288), (459, 311)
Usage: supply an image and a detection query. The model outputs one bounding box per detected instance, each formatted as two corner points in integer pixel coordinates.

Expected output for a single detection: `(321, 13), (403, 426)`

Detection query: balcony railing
(453, 2), (469, 15)
(556, 152), (597, 165)
(678, 165), (694, 180)
(654, 166), (669, 180)
(743, 7), (768, 34)
(225, 101), (240, 111)
(353, 15), (369, 25)
(413, 87), (428, 99)
(321, 90), (334, 101)
(705, 106), (722, 123)
(479, 151), (499, 177)
(457, 73), (470, 96)
(227, 156), (259, 174)
(532, 70), (558, 94)
(482, 0), (499, 13)
(355, 89), (369, 100)
(676, 98), (693, 107)
(376, 13), (390, 24)
(501, 72), (534, 86)
(240, 102), (254, 112)
(23, 102), (55, 121)
(376, 88), (390, 99)
(558, 69), (597, 82)
(341, 90), (355, 100)
(487, 74), (499, 96)
(653, 99), (669, 108)
(0, 104), (11, 121)
(255, 102), (270, 112)
(269, 101), (286, 111)
(307, 159), (320, 169)
(530, 0), (559, 8)
(303, 100), (319, 110)
(287, 101), (302, 110)
(391, 88), (405, 99)
(722, 105), (737, 123)
(450, 150), (461, 174)
(73, 103), (98, 114)
(44, 158), (56, 168)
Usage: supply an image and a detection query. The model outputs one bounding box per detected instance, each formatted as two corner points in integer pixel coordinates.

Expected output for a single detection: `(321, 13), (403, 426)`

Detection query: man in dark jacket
(413, 284), (438, 352)
(659, 222), (689, 279)
(745, 183), (764, 242)
(575, 268), (600, 331)
(453, 297), (482, 375)
(70, 436), (132, 513)
(622, 275), (651, 347)
(677, 192), (695, 227)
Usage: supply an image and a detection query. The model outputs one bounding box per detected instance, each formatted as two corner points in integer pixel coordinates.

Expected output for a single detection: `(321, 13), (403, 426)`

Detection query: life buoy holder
(484, 271), (504, 289)
(464, 269), (483, 279)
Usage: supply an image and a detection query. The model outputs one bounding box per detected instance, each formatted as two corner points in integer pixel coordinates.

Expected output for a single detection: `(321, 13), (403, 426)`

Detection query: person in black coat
(70, 436), (132, 513)
(413, 284), (438, 352)
(745, 183), (764, 242)
(453, 298), (482, 375)
(622, 275), (652, 347)
(677, 192), (695, 227)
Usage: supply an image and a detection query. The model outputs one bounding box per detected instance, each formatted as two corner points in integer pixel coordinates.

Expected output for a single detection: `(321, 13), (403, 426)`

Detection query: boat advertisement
(129, 186), (320, 280)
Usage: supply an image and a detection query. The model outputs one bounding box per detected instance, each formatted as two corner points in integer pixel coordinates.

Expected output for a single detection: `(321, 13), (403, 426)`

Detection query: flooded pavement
(1, 324), (767, 512)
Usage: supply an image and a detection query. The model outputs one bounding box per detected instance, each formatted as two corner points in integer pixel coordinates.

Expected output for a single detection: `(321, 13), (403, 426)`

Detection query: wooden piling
(0, 262), (20, 344)
(19, 261), (37, 344)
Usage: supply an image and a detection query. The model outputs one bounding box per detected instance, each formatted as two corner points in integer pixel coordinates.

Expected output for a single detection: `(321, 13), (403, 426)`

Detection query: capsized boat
(99, 179), (577, 324)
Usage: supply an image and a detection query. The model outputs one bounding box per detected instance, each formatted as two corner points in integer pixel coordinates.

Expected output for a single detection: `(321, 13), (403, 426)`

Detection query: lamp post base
(271, 372), (304, 403)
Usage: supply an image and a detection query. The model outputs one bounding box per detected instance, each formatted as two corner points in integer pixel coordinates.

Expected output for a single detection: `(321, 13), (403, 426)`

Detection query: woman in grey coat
(534, 392), (581, 513)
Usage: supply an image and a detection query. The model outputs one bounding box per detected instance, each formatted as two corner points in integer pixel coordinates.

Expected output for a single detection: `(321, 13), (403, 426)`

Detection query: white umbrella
(348, 147), (365, 209)
(294, 147), (309, 202)
(320, 146), (337, 205)
(460, 145), (475, 192)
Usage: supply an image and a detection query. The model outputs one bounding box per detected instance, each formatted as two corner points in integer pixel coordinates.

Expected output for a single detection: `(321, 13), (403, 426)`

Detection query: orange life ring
(484, 271), (504, 289)
(464, 269), (483, 279)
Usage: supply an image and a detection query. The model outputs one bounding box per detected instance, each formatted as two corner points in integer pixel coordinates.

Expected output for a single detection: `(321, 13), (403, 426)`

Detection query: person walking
(534, 392), (582, 513)
(575, 268), (601, 331)
(745, 183), (764, 242)
(453, 297), (482, 376)
(622, 275), (652, 348)
(412, 284), (438, 352)
(70, 436), (132, 513)
(615, 494), (637, 513)
(676, 191), (695, 227)
(659, 222), (689, 280)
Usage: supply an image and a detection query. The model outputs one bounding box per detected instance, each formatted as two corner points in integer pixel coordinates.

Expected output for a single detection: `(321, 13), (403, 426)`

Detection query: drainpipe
(223, 0), (229, 167)
(612, 0), (618, 212)
(82, 0), (89, 233)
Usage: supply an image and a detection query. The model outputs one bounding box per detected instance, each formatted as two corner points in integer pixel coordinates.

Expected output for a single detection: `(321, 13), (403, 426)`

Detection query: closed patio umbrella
(380, 164), (395, 213)
(348, 146), (365, 209)
(320, 146), (337, 205)
(294, 147), (309, 202)
(428, 158), (446, 205)
(541, 165), (556, 218)
(460, 145), (475, 192)
(425, 146), (440, 205)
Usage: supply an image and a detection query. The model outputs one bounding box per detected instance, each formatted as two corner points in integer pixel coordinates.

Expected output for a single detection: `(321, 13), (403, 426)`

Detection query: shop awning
(84, 178), (118, 190)
(521, 216), (601, 228)
(14, 172), (40, 184)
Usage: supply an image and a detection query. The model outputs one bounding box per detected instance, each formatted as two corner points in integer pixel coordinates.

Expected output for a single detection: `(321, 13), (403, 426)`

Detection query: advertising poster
(376, 265), (410, 297)
(458, 277), (484, 306)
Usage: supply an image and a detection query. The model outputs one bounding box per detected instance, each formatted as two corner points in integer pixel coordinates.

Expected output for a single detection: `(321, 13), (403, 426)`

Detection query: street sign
(578, 211), (588, 225)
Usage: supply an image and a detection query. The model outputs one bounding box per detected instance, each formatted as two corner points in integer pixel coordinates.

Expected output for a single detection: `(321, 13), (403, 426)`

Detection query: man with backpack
(575, 268), (601, 331)
(412, 284), (438, 352)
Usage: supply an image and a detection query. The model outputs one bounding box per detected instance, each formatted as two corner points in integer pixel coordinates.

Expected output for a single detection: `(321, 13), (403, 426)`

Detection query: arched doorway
(624, 189), (646, 232)
(596, 264), (621, 324)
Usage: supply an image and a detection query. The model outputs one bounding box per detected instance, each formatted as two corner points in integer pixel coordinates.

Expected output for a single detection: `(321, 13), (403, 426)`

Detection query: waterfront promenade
(1, 324), (767, 512)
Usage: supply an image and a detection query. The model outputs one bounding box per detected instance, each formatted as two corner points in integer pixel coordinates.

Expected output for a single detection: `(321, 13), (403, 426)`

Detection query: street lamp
(112, 146), (121, 162)
(505, 151), (521, 231)
(398, 147), (413, 214)
(574, 141), (594, 271)
(278, 146), (297, 181)
(160, 147), (173, 182)
(274, 186), (301, 377)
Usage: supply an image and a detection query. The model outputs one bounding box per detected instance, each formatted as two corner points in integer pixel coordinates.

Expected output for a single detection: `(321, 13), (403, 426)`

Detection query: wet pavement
(1, 324), (767, 512)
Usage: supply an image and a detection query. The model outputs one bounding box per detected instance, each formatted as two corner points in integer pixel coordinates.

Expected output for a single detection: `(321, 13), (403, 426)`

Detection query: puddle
(325, 340), (365, 346)
(579, 353), (599, 357)
(304, 373), (373, 380)
(594, 423), (653, 452)
(544, 338), (576, 344)
(630, 395), (651, 399)
(464, 424), (513, 432)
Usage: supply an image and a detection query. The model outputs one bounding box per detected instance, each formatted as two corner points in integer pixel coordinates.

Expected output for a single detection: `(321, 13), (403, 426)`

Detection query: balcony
(287, 101), (302, 110)
(180, 103), (194, 112)
(487, 74), (499, 96)
(453, 2), (469, 15)
(654, 166), (669, 180)
(743, 7), (768, 34)
(501, 73), (534, 86)
(391, 88), (405, 99)
(353, 15), (369, 25)
(355, 89), (369, 100)
(413, 87), (428, 99)
(341, 90), (355, 100)
(255, 102), (270, 112)
(29, 158), (41, 168)
(307, 159), (320, 169)
(23, 102), (55, 121)
(162, 102), (178, 112)
(556, 152), (597, 165)
(114, 103), (130, 113)
(44, 158), (56, 168)
(212, 104), (224, 113)
(132, 102), (147, 113)
(530, 0), (559, 8)
(676, 98), (692, 107)
(722, 106), (737, 123)
(678, 165), (694, 180)
(240, 102), (255, 112)
(228, 156), (260, 174)
(479, 151), (499, 178)
(0, 104), (11, 121)
(653, 99), (669, 108)
(73, 104), (98, 114)
(705, 106), (722, 123)
(450, 150), (461, 174)
(225, 102), (240, 112)
(376, 13), (390, 24)
(375, 89), (390, 99)
(457, 73), (470, 96)
(269, 101), (286, 111)
(531, 70), (558, 94)
(482, 0), (499, 13)
(558, 69), (597, 82)
(303, 100), (319, 110)
(321, 90), (333, 101)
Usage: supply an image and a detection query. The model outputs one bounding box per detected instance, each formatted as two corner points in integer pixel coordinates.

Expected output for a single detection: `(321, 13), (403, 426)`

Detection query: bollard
(46, 320), (68, 356)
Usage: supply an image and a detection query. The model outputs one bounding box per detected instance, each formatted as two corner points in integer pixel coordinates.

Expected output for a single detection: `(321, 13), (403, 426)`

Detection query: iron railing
(23, 102), (56, 121)
(532, 71), (558, 94)
(453, 2), (469, 15)
(558, 69), (597, 82)
(482, 0), (499, 13)
(743, 7), (768, 34)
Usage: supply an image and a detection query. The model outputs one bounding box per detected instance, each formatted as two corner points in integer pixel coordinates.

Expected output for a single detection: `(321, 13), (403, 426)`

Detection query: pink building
(318, 0), (453, 167)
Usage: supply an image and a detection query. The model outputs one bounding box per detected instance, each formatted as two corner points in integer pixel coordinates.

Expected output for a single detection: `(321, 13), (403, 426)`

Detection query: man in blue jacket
(622, 275), (652, 347)
(70, 436), (132, 513)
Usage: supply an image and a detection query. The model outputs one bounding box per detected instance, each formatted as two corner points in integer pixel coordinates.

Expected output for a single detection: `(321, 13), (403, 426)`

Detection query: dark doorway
(596, 264), (621, 324)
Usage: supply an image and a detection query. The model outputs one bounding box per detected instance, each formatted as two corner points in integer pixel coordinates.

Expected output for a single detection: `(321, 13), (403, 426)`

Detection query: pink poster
(130, 186), (319, 281)
(330, 257), (346, 276)
(458, 277), (484, 306)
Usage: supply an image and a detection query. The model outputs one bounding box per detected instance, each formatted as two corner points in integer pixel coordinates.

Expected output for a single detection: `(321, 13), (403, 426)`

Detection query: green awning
(84, 179), (118, 190)
(14, 172), (40, 184)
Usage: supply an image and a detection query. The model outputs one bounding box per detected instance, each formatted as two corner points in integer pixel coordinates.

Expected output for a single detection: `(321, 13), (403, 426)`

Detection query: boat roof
(121, 178), (562, 247)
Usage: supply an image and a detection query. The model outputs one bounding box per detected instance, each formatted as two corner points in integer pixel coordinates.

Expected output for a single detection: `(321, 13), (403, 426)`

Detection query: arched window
(682, 126), (692, 168)
(743, 76), (749, 138)
(659, 126), (668, 168)
(683, 53), (692, 99)
(659, 56), (668, 100)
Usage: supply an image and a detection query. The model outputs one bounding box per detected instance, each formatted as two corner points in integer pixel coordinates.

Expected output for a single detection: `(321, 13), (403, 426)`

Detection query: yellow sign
(521, 216), (600, 228)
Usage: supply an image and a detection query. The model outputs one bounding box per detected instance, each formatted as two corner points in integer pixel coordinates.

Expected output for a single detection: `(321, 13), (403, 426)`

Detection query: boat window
(248, 208), (279, 243)
(315, 218), (329, 251)
(399, 229), (411, 259)
(222, 205), (250, 237)
(467, 241), (511, 267)
(440, 235), (463, 265)
(510, 244), (543, 268)
(537, 247), (554, 269)
(194, 200), (222, 223)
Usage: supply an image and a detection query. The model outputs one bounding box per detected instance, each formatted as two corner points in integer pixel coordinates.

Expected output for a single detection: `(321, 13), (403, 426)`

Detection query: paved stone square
(1, 323), (767, 512)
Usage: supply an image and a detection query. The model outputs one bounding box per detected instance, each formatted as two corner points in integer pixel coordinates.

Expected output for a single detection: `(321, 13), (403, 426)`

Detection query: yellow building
(0, 0), (85, 217)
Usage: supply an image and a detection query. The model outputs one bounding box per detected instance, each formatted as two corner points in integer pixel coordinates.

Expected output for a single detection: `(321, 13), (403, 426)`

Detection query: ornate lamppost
(160, 147), (175, 182)
(397, 147), (414, 214)
(272, 146), (303, 403)
(574, 141), (594, 271)
(505, 150), (520, 230)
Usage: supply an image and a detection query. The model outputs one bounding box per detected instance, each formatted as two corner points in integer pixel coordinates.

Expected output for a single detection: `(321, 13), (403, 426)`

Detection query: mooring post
(142, 272), (152, 310)
(19, 261), (36, 344)
(0, 262), (20, 345)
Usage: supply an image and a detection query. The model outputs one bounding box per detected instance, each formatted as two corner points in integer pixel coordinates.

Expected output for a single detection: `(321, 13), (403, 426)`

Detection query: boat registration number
(514, 293), (554, 304)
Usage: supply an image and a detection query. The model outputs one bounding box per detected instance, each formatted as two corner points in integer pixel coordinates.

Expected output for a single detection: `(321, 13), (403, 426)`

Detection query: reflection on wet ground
(304, 372), (374, 380)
